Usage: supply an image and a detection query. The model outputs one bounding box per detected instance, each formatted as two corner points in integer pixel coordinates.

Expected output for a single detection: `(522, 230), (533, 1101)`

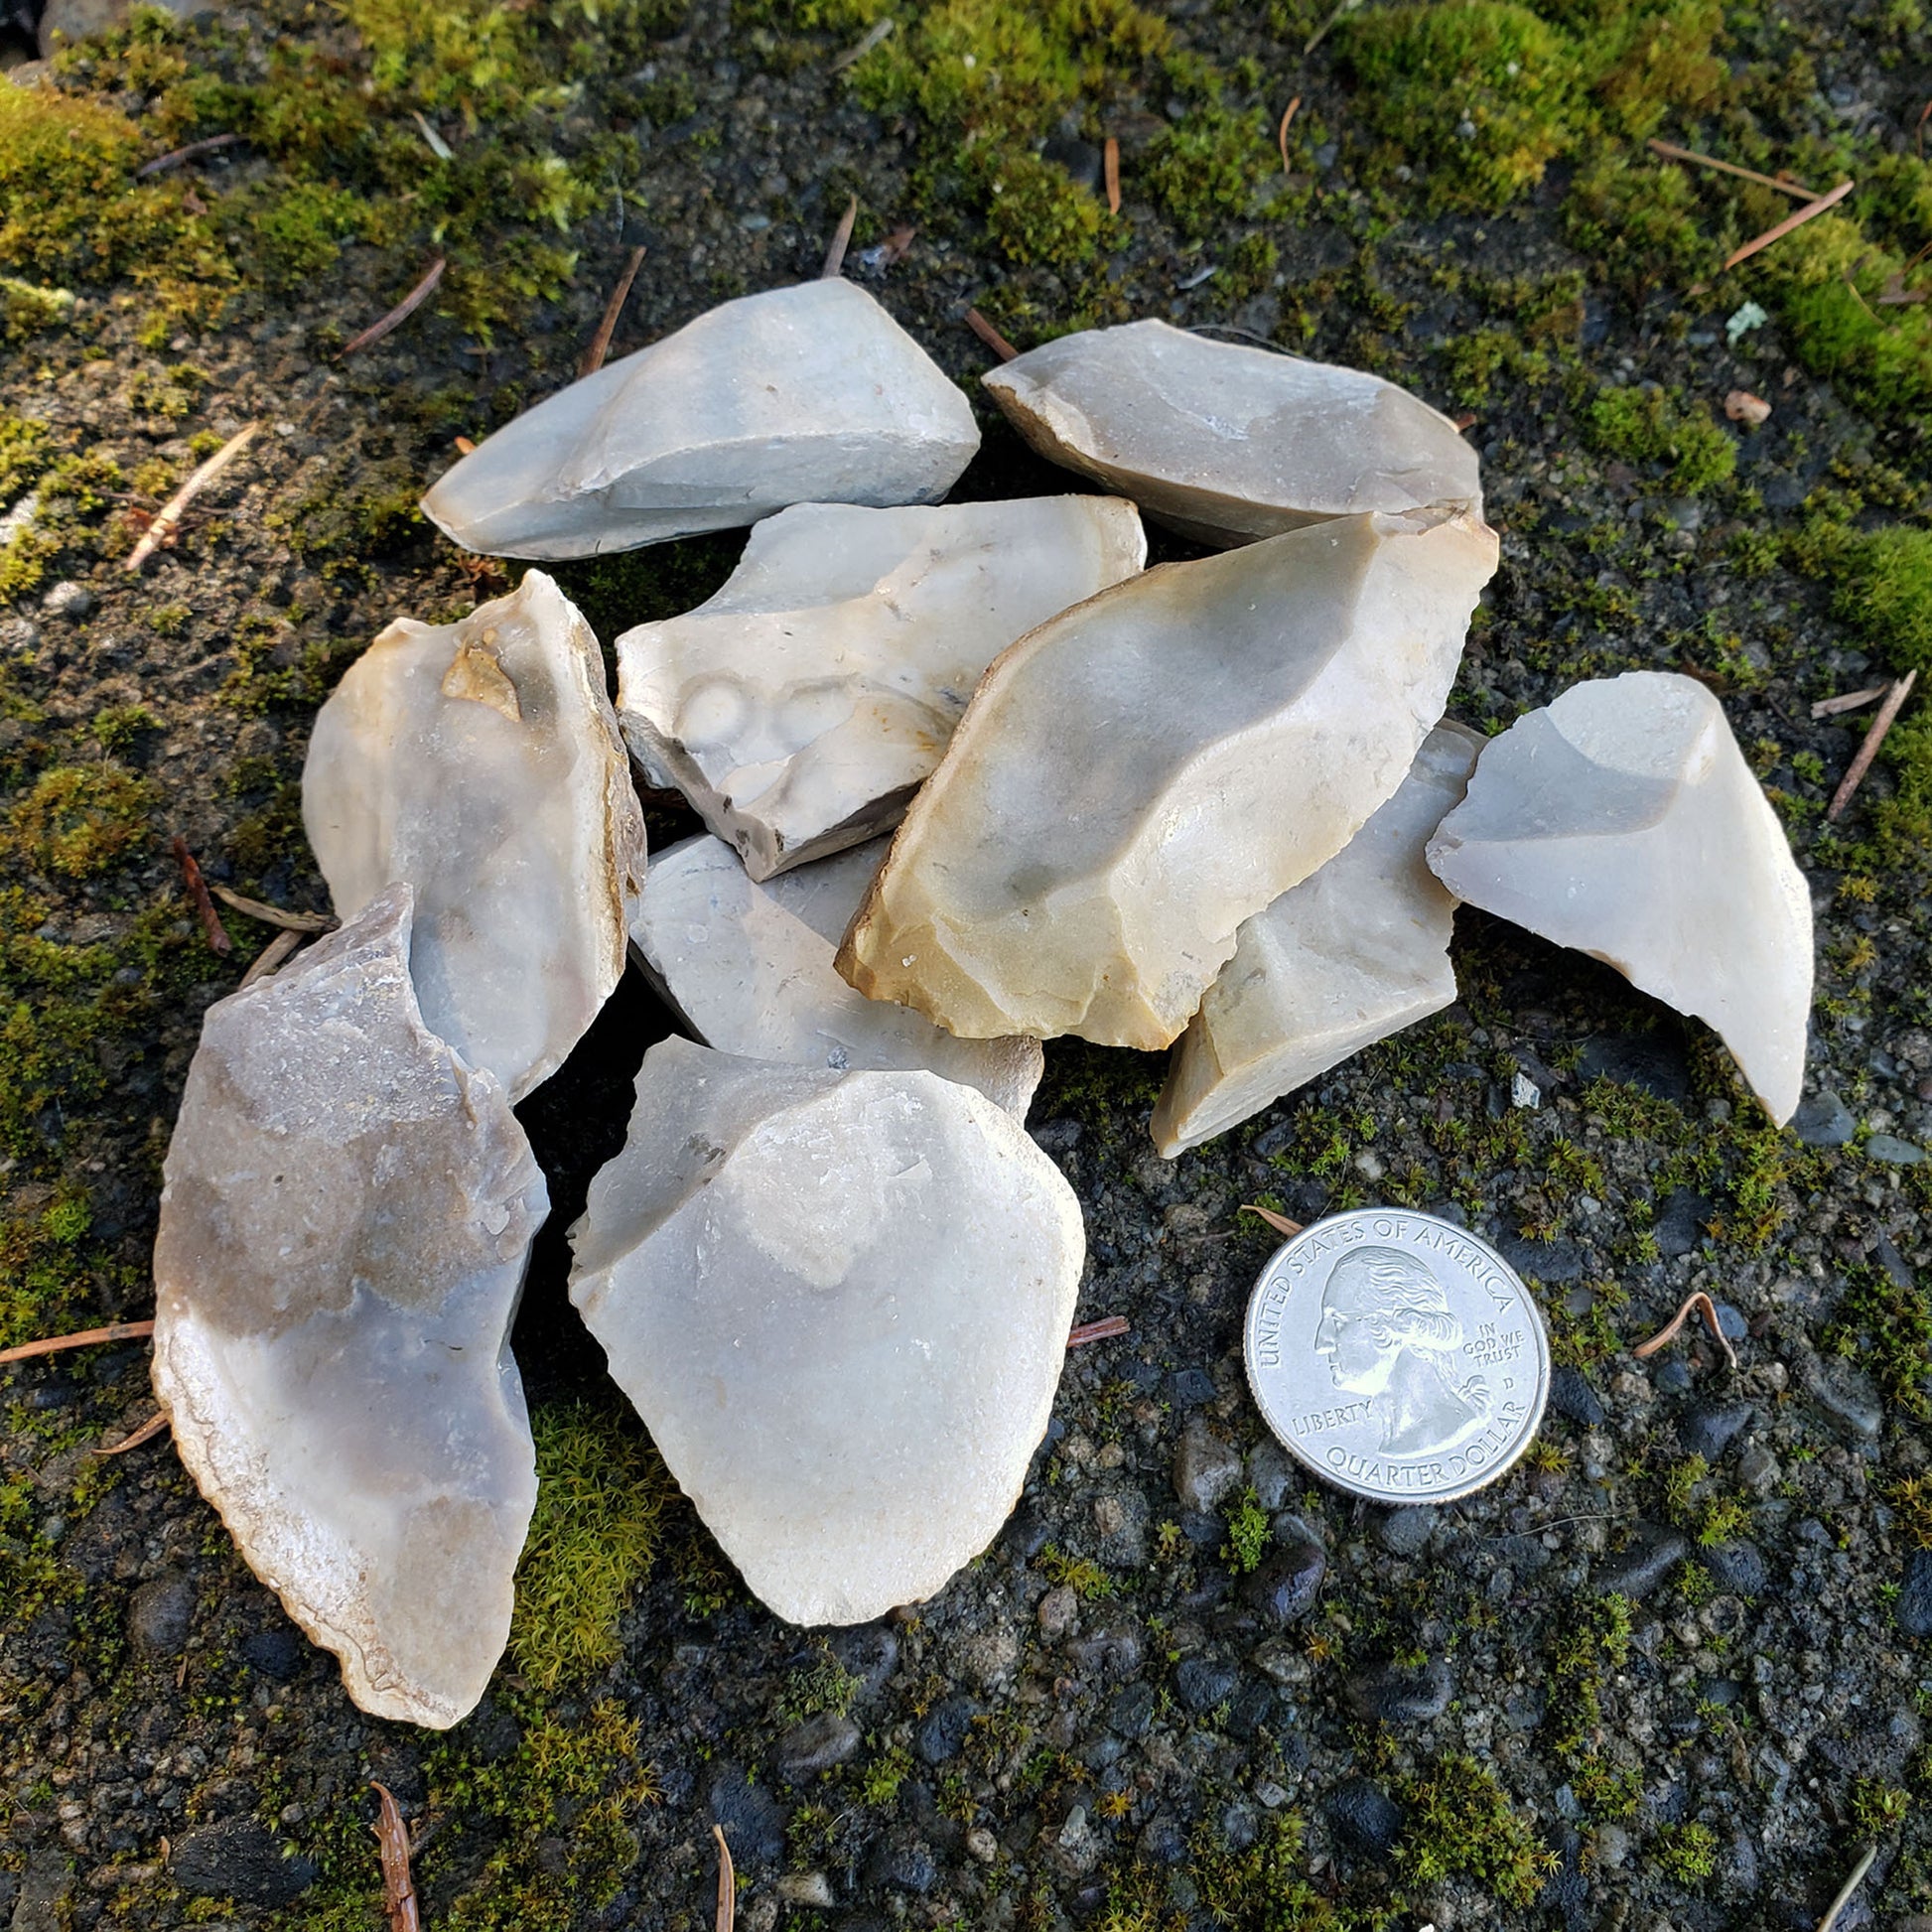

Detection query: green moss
(0, 414), (52, 506)
(1564, 154), (1716, 298)
(985, 150), (1111, 270)
(1653, 1820), (1718, 1883)
(1850, 1778), (1913, 1834)
(779, 1644), (864, 1725)
(0, 1183), (101, 1349)
(1546, 1590), (1632, 1757)
(0, 276), (74, 345)
(1342, 3), (1581, 211)
(1823, 1262), (1932, 1420)
(244, 180), (371, 290)
(1188, 1808), (1371, 1929)
(843, 0), (1170, 269)
(1221, 1487), (1269, 1575)
(1339, 0), (1722, 214)
(1585, 385), (1735, 494)
(508, 1401), (670, 1692)
(1143, 98), (1277, 243)
(6, 764), (154, 880)
(405, 1697), (660, 1932)
(1395, 1756), (1555, 1907)
(1759, 209), (1932, 431)
(1036, 1543), (1114, 1599)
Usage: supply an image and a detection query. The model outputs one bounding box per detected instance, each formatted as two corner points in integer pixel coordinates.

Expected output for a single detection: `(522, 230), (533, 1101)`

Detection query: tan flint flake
(836, 507), (1499, 1049)
(983, 320), (1481, 547)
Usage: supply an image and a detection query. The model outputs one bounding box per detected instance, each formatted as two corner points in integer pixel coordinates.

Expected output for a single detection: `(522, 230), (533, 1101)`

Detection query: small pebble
(41, 579), (94, 619)
(1173, 1417), (1243, 1513)
(1792, 1088), (1857, 1147)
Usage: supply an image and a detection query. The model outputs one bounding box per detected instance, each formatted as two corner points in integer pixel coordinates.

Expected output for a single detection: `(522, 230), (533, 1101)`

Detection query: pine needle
(713, 1825), (735, 1932)
(1240, 1204), (1305, 1239)
(1632, 1290), (1737, 1370)
(821, 195), (859, 279)
(1723, 180), (1855, 271)
(1828, 669), (1917, 821)
(340, 256), (446, 359)
(964, 307), (1019, 361)
(582, 246), (647, 376)
(95, 1412), (169, 1456)
(1104, 136), (1121, 213)
(0, 1319), (155, 1366)
(239, 928), (304, 988)
(1811, 684), (1888, 720)
(1278, 97), (1302, 174)
(171, 837), (233, 954)
(1816, 1844), (1877, 1932)
(1645, 138), (1817, 202)
(128, 424), (260, 573)
(209, 886), (332, 932)
(1068, 1315), (1130, 1346)
(371, 1783), (422, 1932)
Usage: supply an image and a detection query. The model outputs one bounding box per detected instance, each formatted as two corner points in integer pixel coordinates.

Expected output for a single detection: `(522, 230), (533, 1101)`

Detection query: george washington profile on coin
(1244, 1209), (1551, 1504)
(1313, 1245), (1492, 1458)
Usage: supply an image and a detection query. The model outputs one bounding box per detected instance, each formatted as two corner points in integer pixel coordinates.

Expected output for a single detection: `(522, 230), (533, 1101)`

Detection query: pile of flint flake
(149, 274), (1816, 1729)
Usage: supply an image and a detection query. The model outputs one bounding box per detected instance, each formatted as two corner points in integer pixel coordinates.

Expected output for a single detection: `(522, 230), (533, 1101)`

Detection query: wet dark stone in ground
(239, 1627), (305, 1681)
(706, 1763), (786, 1866)
(1244, 1540), (1326, 1624)
(1899, 1550), (1932, 1639)
(1576, 1032), (1693, 1105)
(1793, 1088), (1857, 1147)
(1678, 1399), (1755, 1459)
(1654, 1187), (1714, 1256)
(1705, 1540), (1769, 1596)
(776, 1712), (862, 1779)
(1175, 1655), (1240, 1714)
(1377, 1507), (1436, 1556)
(169, 1817), (319, 1907)
(1548, 1366), (1606, 1427)
(127, 1570), (196, 1656)
(1592, 1526), (1689, 1598)
(1326, 1777), (1406, 1858)
(1347, 1657), (1452, 1725)
(914, 1694), (979, 1765)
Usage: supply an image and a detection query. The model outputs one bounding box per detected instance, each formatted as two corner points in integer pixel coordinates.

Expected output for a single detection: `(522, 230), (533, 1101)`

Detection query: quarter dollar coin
(1244, 1208), (1552, 1505)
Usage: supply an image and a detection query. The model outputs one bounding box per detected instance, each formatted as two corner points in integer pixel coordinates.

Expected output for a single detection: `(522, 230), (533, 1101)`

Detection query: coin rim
(1242, 1208), (1553, 1506)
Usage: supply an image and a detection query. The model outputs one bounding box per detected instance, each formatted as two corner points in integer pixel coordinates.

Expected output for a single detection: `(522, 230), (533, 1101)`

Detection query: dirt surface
(3, 0), (1932, 1928)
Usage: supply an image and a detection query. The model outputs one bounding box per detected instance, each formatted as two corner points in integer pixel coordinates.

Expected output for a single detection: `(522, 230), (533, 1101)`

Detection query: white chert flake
(631, 834), (1043, 1116)
(568, 1038), (1084, 1625)
(983, 320), (1481, 547)
(837, 507), (1500, 1050)
(1426, 671), (1814, 1125)
(303, 570), (646, 1103)
(616, 495), (1146, 878)
(151, 886), (546, 1729)
(1152, 721), (1483, 1157)
(419, 281), (981, 559)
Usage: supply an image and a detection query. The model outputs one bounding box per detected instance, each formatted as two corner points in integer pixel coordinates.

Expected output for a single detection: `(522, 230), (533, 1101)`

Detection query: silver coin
(1244, 1209), (1551, 1505)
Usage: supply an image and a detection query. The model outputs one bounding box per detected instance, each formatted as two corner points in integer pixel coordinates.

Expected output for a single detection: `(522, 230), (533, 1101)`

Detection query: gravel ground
(3, 0), (1931, 1928)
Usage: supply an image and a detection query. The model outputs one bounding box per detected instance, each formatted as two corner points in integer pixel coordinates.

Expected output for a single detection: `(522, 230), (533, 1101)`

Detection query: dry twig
(713, 1825), (735, 1932)
(821, 196), (859, 279)
(1067, 1315), (1131, 1347)
(1645, 138), (1817, 202)
(172, 837), (234, 955)
(1812, 684), (1888, 720)
(239, 929), (304, 989)
(1828, 668), (1917, 821)
(1632, 1290), (1737, 1371)
(1239, 1204), (1305, 1240)
(582, 246), (647, 377)
(1104, 136), (1121, 214)
(1278, 97), (1301, 174)
(1816, 1843), (1877, 1932)
(1723, 180), (1855, 271)
(341, 256), (447, 359)
(830, 16), (893, 70)
(128, 423), (259, 573)
(0, 1319), (155, 1366)
(137, 133), (241, 178)
(209, 886), (332, 932)
(371, 1783), (422, 1932)
(95, 1412), (169, 1456)
(964, 308), (1019, 362)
